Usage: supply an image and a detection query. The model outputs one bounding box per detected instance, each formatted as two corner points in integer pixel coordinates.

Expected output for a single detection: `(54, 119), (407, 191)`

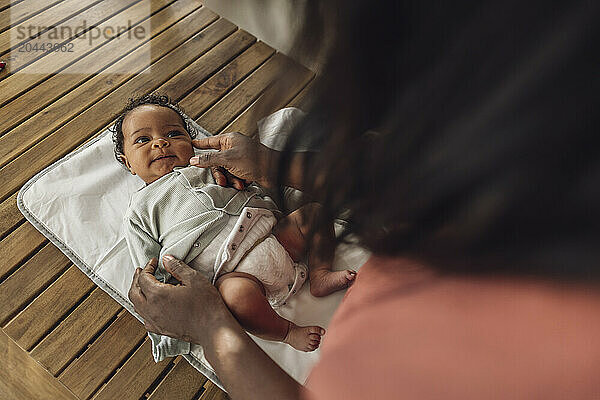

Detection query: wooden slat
(223, 73), (314, 147)
(3, 265), (95, 350)
(200, 381), (230, 400)
(220, 63), (313, 138)
(0, 9), (7, 31)
(179, 40), (275, 120)
(0, 0), (18, 11)
(0, 4), (217, 169)
(0, 222), (46, 281)
(0, 0), (189, 109)
(0, 0), (64, 33)
(91, 338), (172, 400)
(0, 243), (70, 326)
(286, 77), (315, 111)
(156, 29), (258, 103)
(224, 63), (314, 136)
(0, 0), (19, 10)
(4, 0), (142, 79)
(147, 357), (208, 400)
(196, 52), (291, 133)
(0, 17), (236, 202)
(0, 192), (19, 239)
(30, 287), (122, 375)
(0, 0), (103, 55)
(0, 0), (193, 134)
(0, 329), (78, 400)
(59, 310), (146, 399)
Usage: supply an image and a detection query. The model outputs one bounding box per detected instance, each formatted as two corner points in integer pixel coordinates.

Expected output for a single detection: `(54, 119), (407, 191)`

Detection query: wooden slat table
(0, 1), (314, 399)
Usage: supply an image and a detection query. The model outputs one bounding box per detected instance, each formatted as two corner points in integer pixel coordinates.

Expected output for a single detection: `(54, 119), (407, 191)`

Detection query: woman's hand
(129, 255), (302, 399)
(128, 255), (234, 346)
(190, 132), (277, 189)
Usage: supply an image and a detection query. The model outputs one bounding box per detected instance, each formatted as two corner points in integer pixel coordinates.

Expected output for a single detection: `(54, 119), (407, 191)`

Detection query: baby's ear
(119, 155), (136, 175)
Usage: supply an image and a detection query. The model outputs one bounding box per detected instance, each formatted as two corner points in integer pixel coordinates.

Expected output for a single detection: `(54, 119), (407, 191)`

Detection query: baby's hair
(111, 93), (196, 165)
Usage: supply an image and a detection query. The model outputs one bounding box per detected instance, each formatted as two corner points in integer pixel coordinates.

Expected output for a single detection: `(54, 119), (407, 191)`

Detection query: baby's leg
(273, 203), (356, 297)
(215, 271), (324, 352)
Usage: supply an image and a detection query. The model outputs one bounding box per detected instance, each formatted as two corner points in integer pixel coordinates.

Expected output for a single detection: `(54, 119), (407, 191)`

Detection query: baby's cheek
(184, 144), (195, 161)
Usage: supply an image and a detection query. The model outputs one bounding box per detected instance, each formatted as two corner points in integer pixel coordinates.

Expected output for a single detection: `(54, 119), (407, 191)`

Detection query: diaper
(235, 234), (308, 307)
(209, 207), (308, 307)
(189, 207), (308, 306)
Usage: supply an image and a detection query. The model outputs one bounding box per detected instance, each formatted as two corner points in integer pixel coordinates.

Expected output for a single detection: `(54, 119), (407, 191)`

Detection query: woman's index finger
(192, 136), (224, 150)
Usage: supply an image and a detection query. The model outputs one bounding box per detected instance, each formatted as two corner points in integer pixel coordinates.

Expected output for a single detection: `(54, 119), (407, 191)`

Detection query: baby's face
(120, 105), (195, 184)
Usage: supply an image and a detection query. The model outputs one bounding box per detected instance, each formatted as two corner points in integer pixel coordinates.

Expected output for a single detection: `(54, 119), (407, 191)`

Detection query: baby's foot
(310, 269), (356, 297)
(283, 323), (325, 352)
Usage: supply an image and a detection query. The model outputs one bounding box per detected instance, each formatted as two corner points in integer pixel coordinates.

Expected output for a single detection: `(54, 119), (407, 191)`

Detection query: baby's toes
(309, 333), (322, 341)
(308, 326), (325, 336)
(345, 270), (357, 281)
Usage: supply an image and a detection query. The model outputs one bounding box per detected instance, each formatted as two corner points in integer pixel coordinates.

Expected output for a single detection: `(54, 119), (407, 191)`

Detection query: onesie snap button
(193, 243), (199, 247)
(292, 289), (297, 294)
(231, 243), (237, 250)
(246, 211), (252, 218)
(239, 225), (244, 232)
(300, 271), (305, 278)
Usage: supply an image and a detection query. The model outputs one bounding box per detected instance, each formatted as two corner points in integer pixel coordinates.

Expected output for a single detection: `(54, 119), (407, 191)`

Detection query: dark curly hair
(111, 93), (196, 165)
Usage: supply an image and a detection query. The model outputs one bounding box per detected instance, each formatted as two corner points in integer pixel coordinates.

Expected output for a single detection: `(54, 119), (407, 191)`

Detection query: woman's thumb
(190, 150), (225, 168)
(162, 255), (195, 284)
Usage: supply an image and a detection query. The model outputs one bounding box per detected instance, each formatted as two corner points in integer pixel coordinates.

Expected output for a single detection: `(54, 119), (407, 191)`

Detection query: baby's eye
(134, 136), (150, 144)
(167, 130), (185, 138)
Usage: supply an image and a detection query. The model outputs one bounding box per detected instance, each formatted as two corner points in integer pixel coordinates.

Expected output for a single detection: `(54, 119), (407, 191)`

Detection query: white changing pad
(17, 107), (370, 390)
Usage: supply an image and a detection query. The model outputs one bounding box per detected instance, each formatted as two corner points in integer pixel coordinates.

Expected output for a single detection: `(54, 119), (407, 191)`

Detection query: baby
(113, 94), (356, 359)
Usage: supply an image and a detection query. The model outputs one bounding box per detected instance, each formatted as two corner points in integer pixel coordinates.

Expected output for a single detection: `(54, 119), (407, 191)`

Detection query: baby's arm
(124, 216), (169, 282)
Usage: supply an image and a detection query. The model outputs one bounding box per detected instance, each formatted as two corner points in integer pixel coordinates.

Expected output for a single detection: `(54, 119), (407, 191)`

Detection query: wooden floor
(0, 1), (314, 398)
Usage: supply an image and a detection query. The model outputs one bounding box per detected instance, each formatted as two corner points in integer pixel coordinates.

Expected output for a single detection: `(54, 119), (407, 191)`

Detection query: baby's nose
(152, 138), (169, 148)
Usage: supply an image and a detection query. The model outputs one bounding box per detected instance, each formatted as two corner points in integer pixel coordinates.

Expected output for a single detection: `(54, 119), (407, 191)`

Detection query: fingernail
(190, 156), (198, 164)
(164, 254), (175, 261)
(320, 329), (326, 335)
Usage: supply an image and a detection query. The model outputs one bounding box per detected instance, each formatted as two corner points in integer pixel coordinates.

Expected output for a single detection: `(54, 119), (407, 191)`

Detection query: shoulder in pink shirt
(304, 255), (600, 399)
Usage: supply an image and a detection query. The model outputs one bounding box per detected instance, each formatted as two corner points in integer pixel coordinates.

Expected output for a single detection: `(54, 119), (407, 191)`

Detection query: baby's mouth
(152, 155), (177, 163)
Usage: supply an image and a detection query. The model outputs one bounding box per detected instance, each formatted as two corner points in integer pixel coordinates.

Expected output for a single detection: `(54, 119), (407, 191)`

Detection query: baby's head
(112, 93), (197, 184)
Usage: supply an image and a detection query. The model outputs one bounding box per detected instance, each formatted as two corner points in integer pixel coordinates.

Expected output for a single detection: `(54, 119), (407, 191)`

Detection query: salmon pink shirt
(303, 255), (600, 399)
